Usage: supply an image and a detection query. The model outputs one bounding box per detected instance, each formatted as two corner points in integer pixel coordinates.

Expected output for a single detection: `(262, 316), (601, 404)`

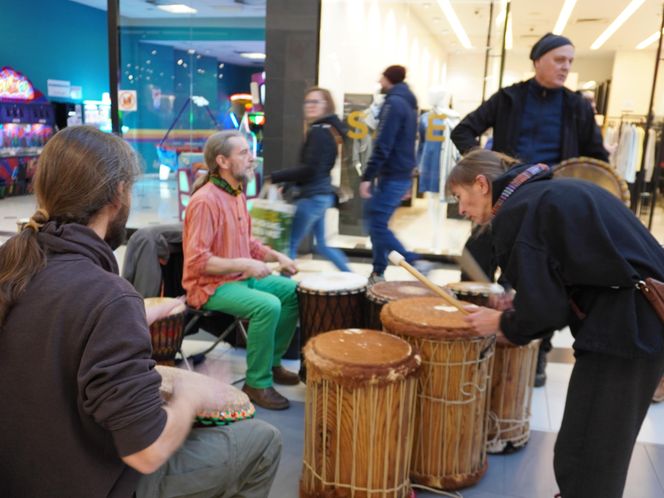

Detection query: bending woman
(270, 87), (350, 272)
(446, 148), (664, 498)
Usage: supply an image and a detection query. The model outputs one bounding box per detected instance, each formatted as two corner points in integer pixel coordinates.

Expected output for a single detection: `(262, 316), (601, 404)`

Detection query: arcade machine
(0, 67), (55, 197)
(83, 92), (112, 133)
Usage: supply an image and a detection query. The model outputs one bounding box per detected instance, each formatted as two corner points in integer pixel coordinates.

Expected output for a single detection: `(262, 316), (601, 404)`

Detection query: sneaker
(412, 259), (435, 276)
(368, 272), (385, 286)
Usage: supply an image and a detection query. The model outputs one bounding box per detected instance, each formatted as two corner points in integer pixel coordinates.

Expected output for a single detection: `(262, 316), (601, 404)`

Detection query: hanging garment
(417, 111), (460, 196)
(644, 128), (657, 182)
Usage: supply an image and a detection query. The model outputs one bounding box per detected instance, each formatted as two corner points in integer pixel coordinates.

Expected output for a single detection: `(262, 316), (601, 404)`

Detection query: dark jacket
(0, 223), (165, 497)
(362, 82), (418, 182)
(451, 79), (608, 162)
(271, 114), (347, 198)
(491, 166), (664, 358)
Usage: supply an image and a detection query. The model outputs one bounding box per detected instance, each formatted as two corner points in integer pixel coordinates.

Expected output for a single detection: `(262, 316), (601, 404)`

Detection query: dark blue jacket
(362, 83), (418, 182)
(491, 165), (664, 358)
(271, 114), (347, 198)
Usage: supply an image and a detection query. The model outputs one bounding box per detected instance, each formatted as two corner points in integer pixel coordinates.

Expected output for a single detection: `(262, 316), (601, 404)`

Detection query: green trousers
(204, 275), (298, 388)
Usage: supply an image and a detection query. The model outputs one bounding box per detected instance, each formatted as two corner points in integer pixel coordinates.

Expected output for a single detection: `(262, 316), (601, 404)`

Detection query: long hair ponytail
(0, 126), (139, 325)
(191, 130), (244, 195)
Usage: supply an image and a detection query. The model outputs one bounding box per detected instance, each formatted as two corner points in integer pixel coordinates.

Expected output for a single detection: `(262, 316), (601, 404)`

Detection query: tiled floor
(3, 175), (664, 497)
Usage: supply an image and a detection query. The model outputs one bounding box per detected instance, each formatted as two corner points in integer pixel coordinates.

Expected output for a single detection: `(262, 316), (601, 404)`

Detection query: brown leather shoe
(272, 366), (300, 385)
(242, 384), (289, 410)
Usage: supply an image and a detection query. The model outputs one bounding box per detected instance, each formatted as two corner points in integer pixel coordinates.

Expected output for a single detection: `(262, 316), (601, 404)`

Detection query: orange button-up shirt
(182, 182), (269, 308)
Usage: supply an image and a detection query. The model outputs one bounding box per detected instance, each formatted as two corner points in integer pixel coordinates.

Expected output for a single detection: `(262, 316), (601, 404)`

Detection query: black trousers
(553, 349), (664, 498)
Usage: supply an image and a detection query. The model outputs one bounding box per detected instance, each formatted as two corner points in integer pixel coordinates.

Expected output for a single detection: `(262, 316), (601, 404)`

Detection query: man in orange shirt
(183, 130), (300, 410)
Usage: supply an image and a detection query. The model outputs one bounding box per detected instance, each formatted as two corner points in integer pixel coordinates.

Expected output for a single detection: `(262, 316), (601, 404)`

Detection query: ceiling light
(157, 4), (197, 14)
(590, 0), (645, 50)
(553, 0), (577, 35)
(436, 0), (472, 49)
(636, 29), (664, 49)
(240, 52), (266, 60)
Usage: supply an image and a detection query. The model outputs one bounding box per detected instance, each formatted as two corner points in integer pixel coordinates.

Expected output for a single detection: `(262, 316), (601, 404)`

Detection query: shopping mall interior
(1, 1), (664, 497)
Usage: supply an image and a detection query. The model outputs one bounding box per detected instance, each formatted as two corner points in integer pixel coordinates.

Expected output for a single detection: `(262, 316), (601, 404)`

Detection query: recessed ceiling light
(157, 4), (197, 14)
(240, 52), (266, 60)
(553, 0), (577, 35)
(636, 28), (664, 49)
(591, 0), (645, 50)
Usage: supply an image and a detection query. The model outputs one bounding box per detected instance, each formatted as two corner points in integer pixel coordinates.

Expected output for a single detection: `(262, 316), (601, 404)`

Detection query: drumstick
(388, 251), (469, 314)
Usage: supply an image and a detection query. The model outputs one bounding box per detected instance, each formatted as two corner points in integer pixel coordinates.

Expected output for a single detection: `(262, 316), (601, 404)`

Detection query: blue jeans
(290, 194), (350, 272)
(365, 178), (416, 275)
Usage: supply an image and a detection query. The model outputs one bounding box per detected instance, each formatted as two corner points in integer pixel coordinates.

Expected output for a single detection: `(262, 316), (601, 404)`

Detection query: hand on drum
(240, 259), (272, 279)
(276, 254), (298, 276)
(171, 369), (249, 413)
(488, 290), (515, 311)
(463, 305), (504, 338)
(144, 298), (186, 326)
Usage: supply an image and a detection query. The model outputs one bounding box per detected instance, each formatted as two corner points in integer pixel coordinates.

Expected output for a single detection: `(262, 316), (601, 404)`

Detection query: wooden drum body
(301, 329), (421, 498)
(297, 272), (368, 344)
(487, 337), (539, 454)
(365, 281), (439, 330)
(381, 298), (495, 491)
(144, 297), (186, 365)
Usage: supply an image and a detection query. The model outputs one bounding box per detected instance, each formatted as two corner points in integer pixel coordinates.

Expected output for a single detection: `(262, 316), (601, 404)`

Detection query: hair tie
(23, 208), (50, 233)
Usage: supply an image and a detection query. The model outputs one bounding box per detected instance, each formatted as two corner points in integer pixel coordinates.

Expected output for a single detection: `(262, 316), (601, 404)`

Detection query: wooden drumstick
(388, 251), (470, 315)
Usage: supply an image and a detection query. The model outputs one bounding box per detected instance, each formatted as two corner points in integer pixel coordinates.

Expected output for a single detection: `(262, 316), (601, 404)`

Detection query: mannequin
(417, 86), (460, 252)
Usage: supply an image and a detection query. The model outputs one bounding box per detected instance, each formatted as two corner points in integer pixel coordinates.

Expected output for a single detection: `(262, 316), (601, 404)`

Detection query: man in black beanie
(450, 33), (608, 387)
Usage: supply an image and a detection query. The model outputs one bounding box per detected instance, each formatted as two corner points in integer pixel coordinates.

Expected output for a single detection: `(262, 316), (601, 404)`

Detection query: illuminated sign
(0, 67), (35, 100)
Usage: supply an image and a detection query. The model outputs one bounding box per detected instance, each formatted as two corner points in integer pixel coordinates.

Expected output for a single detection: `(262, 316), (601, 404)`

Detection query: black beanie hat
(382, 65), (406, 85)
(530, 33), (574, 61)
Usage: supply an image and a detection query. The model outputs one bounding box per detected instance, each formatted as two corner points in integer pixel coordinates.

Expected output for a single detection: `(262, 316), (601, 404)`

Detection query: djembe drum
(381, 297), (495, 491)
(365, 281), (441, 330)
(156, 365), (255, 426)
(553, 157), (630, 205)
(301, 329), (421, 498)
(297, 272), (368, 343)
(144, 297), (186, 365)
(445, 282), (539, 454)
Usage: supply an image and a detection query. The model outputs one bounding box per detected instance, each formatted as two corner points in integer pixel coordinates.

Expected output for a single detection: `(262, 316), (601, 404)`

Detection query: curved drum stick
(388, 251), (469, 315)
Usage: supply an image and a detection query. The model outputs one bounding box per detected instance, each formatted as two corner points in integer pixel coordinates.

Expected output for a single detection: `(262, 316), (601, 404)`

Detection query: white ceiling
(146, 40), (266, 66)
(70, 0), (664, 60)
(70, 0), (266, 18)
(409, 0), (664, 55)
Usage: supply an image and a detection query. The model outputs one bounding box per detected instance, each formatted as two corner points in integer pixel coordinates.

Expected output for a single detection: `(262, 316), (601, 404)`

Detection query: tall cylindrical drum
(365, 281), (441, 330)
(381, 297), (495, 491)
(301, 329), (421, 498)
(445, 281), (539, 454)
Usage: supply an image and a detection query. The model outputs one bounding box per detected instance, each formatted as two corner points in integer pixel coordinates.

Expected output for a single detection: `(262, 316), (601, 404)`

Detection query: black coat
(271, 114), (347, 198)
(492, 166), (664, 358)
(451, 79), (608, 162)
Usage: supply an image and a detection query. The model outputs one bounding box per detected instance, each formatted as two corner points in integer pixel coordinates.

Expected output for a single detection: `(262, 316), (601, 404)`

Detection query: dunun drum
(553, 157), (631, 206)
(144, 297), (186, 365)
(365, 281), (440, 330)
(444, 281), (504, 308)
(301, 329), (421, 498)
(445, 282), (539, 454)
(156, 365), (255, 426)
(381, 297), (495, 491)
(487, 336), (540, 453)
(297, 272), (368, 344)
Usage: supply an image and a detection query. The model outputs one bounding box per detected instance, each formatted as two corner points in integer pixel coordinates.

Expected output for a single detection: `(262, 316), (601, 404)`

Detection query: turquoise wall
(0, 0), (109, 101)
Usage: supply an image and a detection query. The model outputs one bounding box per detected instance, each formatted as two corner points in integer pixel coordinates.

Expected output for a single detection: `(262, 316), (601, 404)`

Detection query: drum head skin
(553, 157), (630, 205)
(298, 272), (368, 293)
(368, 281), (439, 303)
(303, 329), (421, 388)
(381, 297), (480, 339)
(156, 365), (255, 425)
(445, 281), (503, 297)
(144, 297), (187, 316)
